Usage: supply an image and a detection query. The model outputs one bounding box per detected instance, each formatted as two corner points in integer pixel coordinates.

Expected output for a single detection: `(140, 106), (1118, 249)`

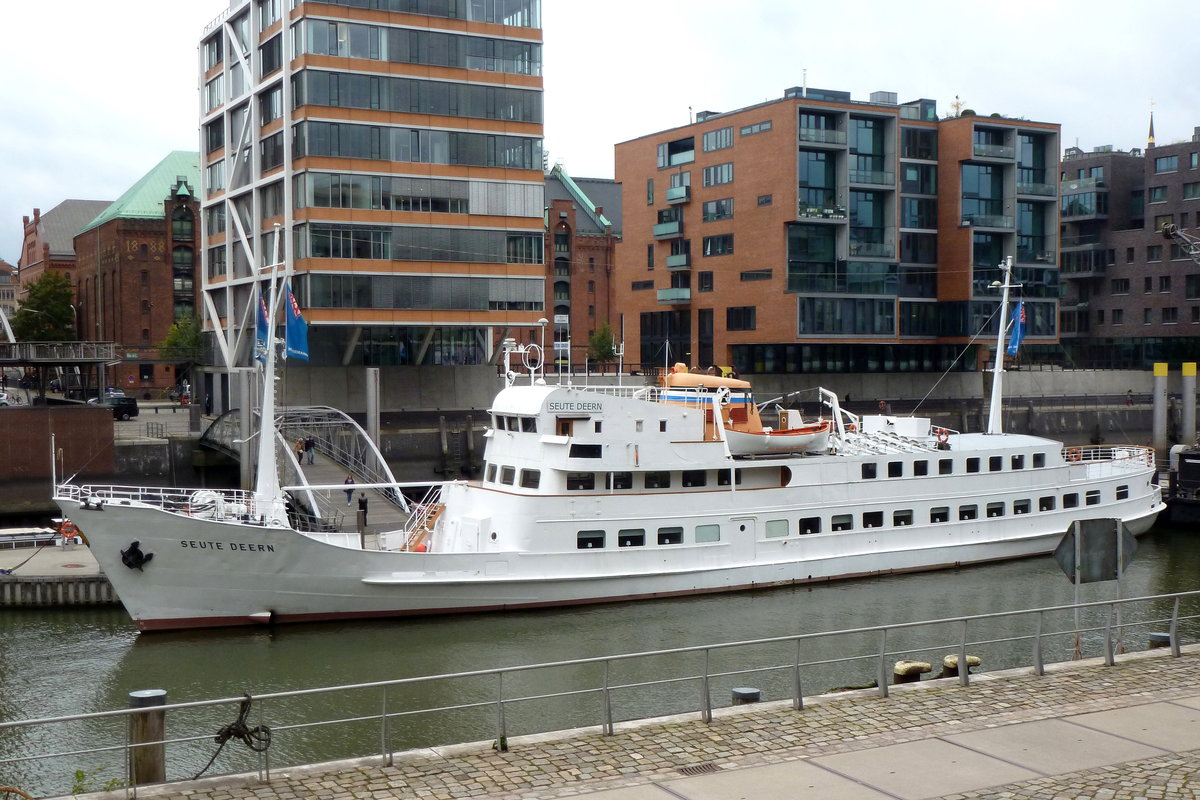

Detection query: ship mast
(252, 231), (288, 525)
(986, 255), (1017, 435)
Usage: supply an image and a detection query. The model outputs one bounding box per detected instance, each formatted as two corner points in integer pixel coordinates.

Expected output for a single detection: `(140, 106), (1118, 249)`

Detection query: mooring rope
(192, 694), (272, 780)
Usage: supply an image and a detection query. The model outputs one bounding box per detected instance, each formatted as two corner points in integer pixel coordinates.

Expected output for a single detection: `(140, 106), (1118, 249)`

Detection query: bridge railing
(2, 589), (1198, 797)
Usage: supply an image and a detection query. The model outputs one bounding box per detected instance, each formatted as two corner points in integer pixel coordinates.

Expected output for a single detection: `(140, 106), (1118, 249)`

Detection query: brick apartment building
(18, 199), (112, 305)
(1059, 125), (1200, 368)
(613, 88), (1060, 375)
(72, 151), (201, 395)
(198, 0), (544, 405)
(543, 165), (621, 366)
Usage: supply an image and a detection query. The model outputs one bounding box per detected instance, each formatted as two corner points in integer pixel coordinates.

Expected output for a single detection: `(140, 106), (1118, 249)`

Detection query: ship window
(888, 461), (903, 478)
(594, 420), (602, 433)
(695, 524), (721, 543)
(765, 519), (789, 538)
(682, 469), (707, 487)
(989, 456), (1003, 472)
(966, 458), (980, 473)
(636, 420), (644, 432)
(1116, 484), (1129, 500)
(567, 472), (596, 490)
(645, 471), (671, 488)
(939, 458), (953, 475)
(893, 510), (913, 526)
(717, 469), (742, 486)
(831, 514), (853, 531)
(862, 463), (878, 479)
(569, 444), (602, 458)
(986, 502), (1005, 517)
(577, 530), (605, 549)
(1085, 489), (1101, 506)
(1063, 493), (1079, 508)
(799, 516), (822, 534)
(914, 460), (928, 476)
(608, 472), (633, 490)
(1033, 453), (1046, 468)
(1011, 454), (1025, 470)
(959, 504), (978, 520)
(1039, 496), (1056, 511)
(618, 529), (645, 547)
(500, 466), (515, 485)
(659, 420), (667, 432)
(494, 416), (506, 430)
(507, 416), (520, 431)
(930, 506), (950, 523)
(519, 469), (540, 489)
(863, 511), (883, 528)
(521, 417), (537, 432)
(486, 464), (497, 482)
(657, 526), (683, 545)
(1013, 499), (1031, 515)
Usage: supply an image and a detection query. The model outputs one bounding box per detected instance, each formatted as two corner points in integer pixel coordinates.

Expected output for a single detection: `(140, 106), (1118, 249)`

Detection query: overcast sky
(2, 0), (1196, 265)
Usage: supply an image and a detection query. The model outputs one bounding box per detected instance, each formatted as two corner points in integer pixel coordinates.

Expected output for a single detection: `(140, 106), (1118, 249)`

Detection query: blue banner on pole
(285, 281), (309, 361)
(1006, 300), (1026, 357)
(255, 294), (270, 364)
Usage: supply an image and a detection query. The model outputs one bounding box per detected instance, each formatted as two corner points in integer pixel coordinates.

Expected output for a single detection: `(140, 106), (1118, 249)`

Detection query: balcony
(657, 287), (691, 304)
(665, 253), (691, 270)
(972, 143), (1015, 159)
(1060, 234), (1103, 251)
(1017, 181), (1057, 197)
(797, 203), (846, 220)
(798, 128), (847, 146)
(665, 185), (691, 205)
(961, 214), (1013, 229)
(653, 220), (683, 239)
(1061, 177), (1107, 192)
(849, 169), (895, 186)
(1016, 249), (1057, 265)
(849, 242), (895, 258)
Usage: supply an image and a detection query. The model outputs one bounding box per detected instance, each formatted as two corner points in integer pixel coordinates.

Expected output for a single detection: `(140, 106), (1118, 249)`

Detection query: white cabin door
(731, 516), (756, 558)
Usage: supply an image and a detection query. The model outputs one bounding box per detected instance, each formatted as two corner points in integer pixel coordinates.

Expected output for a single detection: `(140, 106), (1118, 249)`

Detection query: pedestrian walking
(294, 438), (304, 463)
(304, 435), (316, 465)
(357, 493), (368, 525)
(343, 474), (355, 506)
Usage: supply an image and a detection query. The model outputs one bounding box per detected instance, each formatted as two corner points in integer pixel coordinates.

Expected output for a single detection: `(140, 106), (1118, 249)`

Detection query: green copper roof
(549, 163), (612, 230)
(82, 151), (200, 232)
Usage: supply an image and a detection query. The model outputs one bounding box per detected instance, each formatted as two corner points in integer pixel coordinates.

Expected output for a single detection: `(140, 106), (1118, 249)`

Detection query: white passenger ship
(55, 266), (1163, 632)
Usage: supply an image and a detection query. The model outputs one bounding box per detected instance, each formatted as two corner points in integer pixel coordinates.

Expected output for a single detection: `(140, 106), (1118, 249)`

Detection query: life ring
(1066, 447), (1082, 462)
(60, 521), (78, 539)
(935, 427), (950, 444)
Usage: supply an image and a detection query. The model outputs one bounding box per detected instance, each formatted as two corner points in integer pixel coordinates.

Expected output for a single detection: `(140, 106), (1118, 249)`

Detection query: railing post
(601, 661), (614, 735)
(959, 621), (969, 687)
(1171, 596), (1182, 658)
(700, 649), (712, 724)
(792, 639), (804, 710)
(496, 672), (508, 751)
(1103, 604), (1115, 666)
(1032, 611), (1044, 676)
(259, 698), (270, 782)
(877, 629), (889, 698)
(381, 689), (392, 766)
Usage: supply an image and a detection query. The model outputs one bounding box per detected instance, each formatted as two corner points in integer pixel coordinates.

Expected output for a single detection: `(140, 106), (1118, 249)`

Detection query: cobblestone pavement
(91, 646), (1200, 800)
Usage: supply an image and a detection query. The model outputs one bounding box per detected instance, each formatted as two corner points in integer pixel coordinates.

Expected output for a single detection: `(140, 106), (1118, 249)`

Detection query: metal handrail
(3, 590), (1197, 796)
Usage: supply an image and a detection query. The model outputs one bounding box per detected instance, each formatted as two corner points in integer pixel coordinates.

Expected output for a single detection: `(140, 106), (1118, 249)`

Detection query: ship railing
(1062, 444), (1156, 468)
(572, 383), (661, 401)
(387, 484), (445, 551)
(55, 483), (261, 522)
(3, 589), (1198, 798)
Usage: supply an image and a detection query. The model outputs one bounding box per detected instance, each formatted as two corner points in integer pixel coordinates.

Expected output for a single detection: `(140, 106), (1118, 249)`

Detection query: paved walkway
(76, 644), (1200, 800)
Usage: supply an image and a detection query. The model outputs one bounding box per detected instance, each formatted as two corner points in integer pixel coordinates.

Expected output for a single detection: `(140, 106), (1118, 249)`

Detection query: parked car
(0, 392), (11, 407)
(98, 396), (139, 420)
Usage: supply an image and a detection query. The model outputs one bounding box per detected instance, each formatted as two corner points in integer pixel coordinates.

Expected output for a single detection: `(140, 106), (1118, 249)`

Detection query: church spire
(1148, 102), (1156, 149)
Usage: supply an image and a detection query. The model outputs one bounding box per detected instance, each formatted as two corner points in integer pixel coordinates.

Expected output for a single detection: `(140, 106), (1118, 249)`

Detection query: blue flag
(284, 281), (309, 361)
(1006, 300), (1026, 357)
(255, 294), (270, 364)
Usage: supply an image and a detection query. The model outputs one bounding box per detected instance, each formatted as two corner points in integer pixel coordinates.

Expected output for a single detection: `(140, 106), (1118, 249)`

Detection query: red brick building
(72, 151), (200, 395)
(614, 88), (1060, 374)
(18, 199), (112, 305)
(543, 165), (621, 366)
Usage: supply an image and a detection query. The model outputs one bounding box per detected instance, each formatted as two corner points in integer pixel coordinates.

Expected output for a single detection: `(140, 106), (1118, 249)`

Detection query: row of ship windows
(864, 451), (1048, 479)
(574, 486), (1130, 549)
(484, 464), (744, 490)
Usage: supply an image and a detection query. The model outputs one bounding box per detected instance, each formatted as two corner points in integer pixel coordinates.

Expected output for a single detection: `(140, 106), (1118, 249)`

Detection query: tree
(11, 271), (75, 341)
(587, 321), (617, 365)
(159, 314), (203, 385)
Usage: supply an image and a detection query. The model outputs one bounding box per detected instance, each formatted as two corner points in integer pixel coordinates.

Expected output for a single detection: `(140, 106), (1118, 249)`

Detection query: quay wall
(0, 574), (117, 606)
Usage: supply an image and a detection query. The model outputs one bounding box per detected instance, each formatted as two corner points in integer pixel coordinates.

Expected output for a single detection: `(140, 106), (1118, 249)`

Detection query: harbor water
(2, 522), (1199, 796)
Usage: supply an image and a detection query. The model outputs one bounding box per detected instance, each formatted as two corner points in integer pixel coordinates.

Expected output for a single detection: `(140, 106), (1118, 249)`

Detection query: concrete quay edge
(54, 642), (1200, 800)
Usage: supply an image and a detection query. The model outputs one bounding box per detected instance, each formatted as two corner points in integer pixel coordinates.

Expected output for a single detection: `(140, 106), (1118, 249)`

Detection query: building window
(702, 198), (734, 222)
(646, 178), (654, 205)
(757, 194), (773, 206)
(740, 269), (772, 282)
(1155, 155), (1179, 173)
(740, 120), (772, 136)
(1112, 309), (1124, 325)
(1161, 276), (1172, 293)
(702, 162), (733, 187)
(1148, 245), (1163, 262)
(703, 234), (734, 256)
(727, 306), (756, 330)
(631, 280), (654, 290)
(1155, 214), (1174, 231)
(1111, 278), (1129, 294)
(647, 244), (654, 270)
(702, 127), (733, 152)
(657, 136), (695, 168)
(1163, 307), (1179, 324)
(698, 271), (714, 292)
(1144, 308), (1153, 325)
(1149, 186), (1168, 203)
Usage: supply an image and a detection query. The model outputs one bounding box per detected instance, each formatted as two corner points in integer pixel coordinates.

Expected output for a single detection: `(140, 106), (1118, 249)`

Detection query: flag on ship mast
(1006, 300), (1026, 357)
(254, 293), (270, 364)
(284, 280), (309, 361)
